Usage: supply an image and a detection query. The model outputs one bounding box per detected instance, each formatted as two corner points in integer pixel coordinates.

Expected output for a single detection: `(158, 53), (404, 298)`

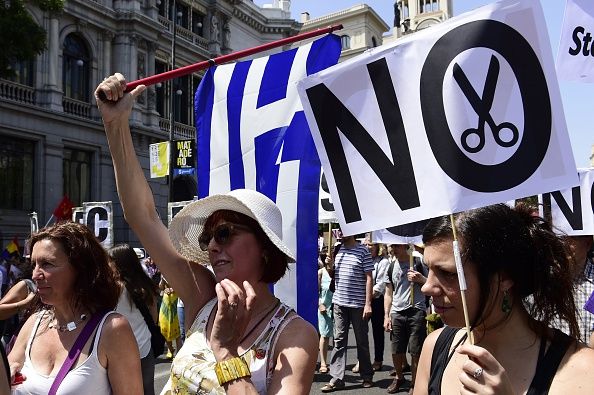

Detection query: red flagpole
(99, 24), (343, 100)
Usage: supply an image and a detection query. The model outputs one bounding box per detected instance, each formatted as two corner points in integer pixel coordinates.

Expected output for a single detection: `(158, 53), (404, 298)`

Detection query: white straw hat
(168, 189), (296, 264)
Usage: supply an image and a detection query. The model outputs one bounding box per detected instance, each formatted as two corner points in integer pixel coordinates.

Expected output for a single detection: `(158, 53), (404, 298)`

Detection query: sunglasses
(198, 223), (253, 251)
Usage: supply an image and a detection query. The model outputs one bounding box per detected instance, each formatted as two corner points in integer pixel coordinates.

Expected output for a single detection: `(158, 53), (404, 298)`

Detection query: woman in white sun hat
(95, 74), (318, 394)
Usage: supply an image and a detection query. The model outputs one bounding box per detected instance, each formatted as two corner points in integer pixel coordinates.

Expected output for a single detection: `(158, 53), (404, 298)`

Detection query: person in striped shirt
(321, 235), (374, 392)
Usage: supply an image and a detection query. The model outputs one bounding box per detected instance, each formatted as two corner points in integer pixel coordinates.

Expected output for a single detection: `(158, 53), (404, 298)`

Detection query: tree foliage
(0, 0), (64, 79)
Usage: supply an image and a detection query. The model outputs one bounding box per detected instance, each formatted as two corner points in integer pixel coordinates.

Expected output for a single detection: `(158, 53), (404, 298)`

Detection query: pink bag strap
(48, 311), (108, 395)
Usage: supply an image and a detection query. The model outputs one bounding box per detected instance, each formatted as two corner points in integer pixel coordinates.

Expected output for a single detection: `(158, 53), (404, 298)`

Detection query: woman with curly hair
(8, 222), (142, 394)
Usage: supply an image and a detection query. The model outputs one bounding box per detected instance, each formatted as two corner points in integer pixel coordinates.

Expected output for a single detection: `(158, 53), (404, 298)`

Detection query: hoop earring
(501, 290), (512, 314)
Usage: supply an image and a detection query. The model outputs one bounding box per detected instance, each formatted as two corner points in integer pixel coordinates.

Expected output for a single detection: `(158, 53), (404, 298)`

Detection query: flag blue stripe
(257, 48), (298, 109)
(227, 61), (252, 190)
(307, 35), (342, 75)
(195, 68), (216, 198)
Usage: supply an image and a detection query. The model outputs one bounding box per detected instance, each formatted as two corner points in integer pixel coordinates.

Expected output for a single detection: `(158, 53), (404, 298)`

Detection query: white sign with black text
(319, 172), (338, 224)
(539, 168), (594, 236)
(298, 0), (577, 235)
(82, 202), (113, 248)
(556, 0), (594, 82)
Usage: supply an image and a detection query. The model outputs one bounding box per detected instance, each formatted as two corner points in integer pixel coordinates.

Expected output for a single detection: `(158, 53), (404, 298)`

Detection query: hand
(362, 304), (372, 320)
(383, 316), (392, 332)
(407, 269), (425, 284)
(319, 304), (327, 314)
(94, 73), (146, 125)
(210, 279), (256, 361)
(456, 344), (515, 395)
(9, 363), (25, 386)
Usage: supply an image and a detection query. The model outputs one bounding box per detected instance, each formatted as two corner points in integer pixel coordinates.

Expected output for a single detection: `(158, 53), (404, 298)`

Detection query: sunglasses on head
(198, 223), (253, 251)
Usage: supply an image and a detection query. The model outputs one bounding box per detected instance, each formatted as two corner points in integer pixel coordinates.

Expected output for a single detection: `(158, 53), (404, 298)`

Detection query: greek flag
(195, 35), (341, 324)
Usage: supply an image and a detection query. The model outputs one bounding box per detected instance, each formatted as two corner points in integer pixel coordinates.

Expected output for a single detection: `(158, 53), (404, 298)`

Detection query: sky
(254, 0), (593, 167)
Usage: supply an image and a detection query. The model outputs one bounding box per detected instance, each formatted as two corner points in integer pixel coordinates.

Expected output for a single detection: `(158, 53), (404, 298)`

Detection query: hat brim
(169, 194), (296, 265)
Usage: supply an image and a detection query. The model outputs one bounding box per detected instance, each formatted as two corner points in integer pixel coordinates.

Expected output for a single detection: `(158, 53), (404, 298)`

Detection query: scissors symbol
(453, 55), (519, 154)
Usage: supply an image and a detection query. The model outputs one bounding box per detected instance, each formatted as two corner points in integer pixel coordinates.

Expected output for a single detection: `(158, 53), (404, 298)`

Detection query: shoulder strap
(48, 311), (107, 395)
(526, 330), (573, 395)
(429, 327), (463, 394)
(388, 260), (395, 286)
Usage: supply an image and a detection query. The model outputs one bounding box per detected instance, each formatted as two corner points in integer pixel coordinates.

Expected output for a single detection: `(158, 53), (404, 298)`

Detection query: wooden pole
(450, 214), (474, 345)
(408, 243), (414, 306)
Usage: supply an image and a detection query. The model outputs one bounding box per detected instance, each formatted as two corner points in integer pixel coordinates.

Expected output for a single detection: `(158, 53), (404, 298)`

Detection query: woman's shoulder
(275, 315), (318, 352)
(552, 341), (594, 393)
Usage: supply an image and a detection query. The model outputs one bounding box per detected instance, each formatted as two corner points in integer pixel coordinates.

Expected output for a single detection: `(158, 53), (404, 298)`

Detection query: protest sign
(319, 172), (338, 224)
(556, 0), (594, 82)
(80, 202), (113, 248)
(540, 168), (594, 236)
(173, 139), (195, 176)
(298, 0), (578, 236)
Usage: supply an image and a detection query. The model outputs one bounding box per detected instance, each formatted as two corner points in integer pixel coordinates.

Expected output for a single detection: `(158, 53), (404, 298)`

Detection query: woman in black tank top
(412, 204), (594, 395)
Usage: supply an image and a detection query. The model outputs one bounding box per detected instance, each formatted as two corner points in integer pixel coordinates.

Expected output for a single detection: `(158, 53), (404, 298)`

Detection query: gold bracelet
(214, 356), (251, 386)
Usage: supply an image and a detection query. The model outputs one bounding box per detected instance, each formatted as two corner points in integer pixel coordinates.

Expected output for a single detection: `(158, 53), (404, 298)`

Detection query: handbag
(133, 297), (165, 357)
(48, 311), (107, 395)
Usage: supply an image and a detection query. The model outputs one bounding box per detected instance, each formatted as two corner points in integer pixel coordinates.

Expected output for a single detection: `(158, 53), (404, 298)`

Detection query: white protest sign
(539, 168), (594, 236)
(72, 207), (84, 224)
(556, 0), (594, 82)
(168, 200), (195, 226)
(83, 202), (113, 248)
(319, 172), (338, 224)
(298, 0), (578, 236)
(371, 219), (430, 245)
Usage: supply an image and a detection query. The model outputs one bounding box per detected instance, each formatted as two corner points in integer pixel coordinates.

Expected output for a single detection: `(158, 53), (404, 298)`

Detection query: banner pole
(43, 214), (55, 228)
(450, 214), (474, 345)
(408, 243), (414, 306)
(327, 223), (332, 254)
(97, 24), (344, 101)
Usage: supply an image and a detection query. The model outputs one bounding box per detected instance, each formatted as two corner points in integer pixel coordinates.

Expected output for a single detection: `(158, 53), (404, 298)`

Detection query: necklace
(50, 313), (88, 332)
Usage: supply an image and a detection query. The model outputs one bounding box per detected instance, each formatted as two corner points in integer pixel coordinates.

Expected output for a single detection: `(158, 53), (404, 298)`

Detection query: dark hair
(423, 203), (579, 339)
(202, 210), (288, 283)
(29, 222), (120, 313)
(108, 244), (158, 307)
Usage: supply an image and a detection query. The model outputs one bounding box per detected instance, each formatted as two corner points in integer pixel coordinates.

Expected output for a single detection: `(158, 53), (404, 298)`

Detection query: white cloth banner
(82, 202), (113, 249)
(298, 0), (578, 236)
(319, 172), (338, 224)
(539, 168), (594, 236)
(556, 0), (594, 82)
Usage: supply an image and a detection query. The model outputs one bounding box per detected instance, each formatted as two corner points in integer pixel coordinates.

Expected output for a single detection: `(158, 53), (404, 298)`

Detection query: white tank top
(160, 298), (297, 394)
(13, 311), (114, 395)
(115, 288), (151, 358)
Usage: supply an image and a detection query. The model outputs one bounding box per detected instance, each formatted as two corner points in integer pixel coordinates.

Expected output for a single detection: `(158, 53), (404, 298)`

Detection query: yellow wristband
(214, 356), (251, 386)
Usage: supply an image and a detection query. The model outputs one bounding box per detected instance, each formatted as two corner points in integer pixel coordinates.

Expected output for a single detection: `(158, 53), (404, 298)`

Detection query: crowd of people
(0, 74), (592, 395)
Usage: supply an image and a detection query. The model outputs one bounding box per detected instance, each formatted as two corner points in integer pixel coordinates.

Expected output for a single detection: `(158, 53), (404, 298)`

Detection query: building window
(176, 3), (189, 28)
(0, 136), (34, 210)
(62, 34), (90, 102)
(372, 37), (378, 47)
(340, 35), (351, 50)
(7, 59), (35, 87)
(157, 0), (166, 17)
(63, 148), (91, 206)
(192, 11), (204, 36)
(419, 0), (439, 13)
(174, 75), (190, 124)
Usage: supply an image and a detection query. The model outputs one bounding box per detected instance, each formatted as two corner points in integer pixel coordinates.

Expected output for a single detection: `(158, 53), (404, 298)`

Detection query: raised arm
(94, 74), (216, 322)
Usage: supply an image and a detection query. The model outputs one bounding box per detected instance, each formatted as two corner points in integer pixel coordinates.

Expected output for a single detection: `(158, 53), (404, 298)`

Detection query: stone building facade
(0, 0), (299, 247)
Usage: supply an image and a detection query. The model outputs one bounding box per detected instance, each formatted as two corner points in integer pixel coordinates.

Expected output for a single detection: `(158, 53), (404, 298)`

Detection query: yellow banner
(149, 142), (169, 178)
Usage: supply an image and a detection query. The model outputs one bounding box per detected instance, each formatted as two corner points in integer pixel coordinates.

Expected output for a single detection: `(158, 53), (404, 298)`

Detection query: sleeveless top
(429, 326), (572, 395)
(160, 298), (297, 395)
(14, 311), (114, 395)
(115, 288), (151, 358)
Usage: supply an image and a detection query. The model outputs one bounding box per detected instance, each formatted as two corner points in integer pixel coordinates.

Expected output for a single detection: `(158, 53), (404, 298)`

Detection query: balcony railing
(157, 16), (208, 51)
(0, 79), (35, 105)
(63, 97), (92, 119)
(159, 117), (195, 140)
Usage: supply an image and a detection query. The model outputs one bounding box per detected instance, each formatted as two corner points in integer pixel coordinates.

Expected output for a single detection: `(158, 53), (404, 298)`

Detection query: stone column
(39, 15), (63, 111)
(102, 31), (115, 77)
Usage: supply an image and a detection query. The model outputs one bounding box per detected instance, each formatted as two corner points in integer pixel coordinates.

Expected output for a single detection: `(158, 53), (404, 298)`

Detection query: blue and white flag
(195, 34), (341, 324)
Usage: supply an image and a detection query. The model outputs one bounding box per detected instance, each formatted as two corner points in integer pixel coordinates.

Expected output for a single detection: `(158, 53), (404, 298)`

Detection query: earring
(263, 255), (268, 266)
(501, 290), (512, 314)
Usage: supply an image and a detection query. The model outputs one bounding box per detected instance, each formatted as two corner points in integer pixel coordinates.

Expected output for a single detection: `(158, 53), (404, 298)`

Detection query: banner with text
(556, 0), (594, 82)
(539, 168), (594, 236)
(319, 172), (338, 224)
(173, 139), (196, 176)
(71, 202), (113, 248)
(149, 142), (169, 178)
(298, 0), (577, 235)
